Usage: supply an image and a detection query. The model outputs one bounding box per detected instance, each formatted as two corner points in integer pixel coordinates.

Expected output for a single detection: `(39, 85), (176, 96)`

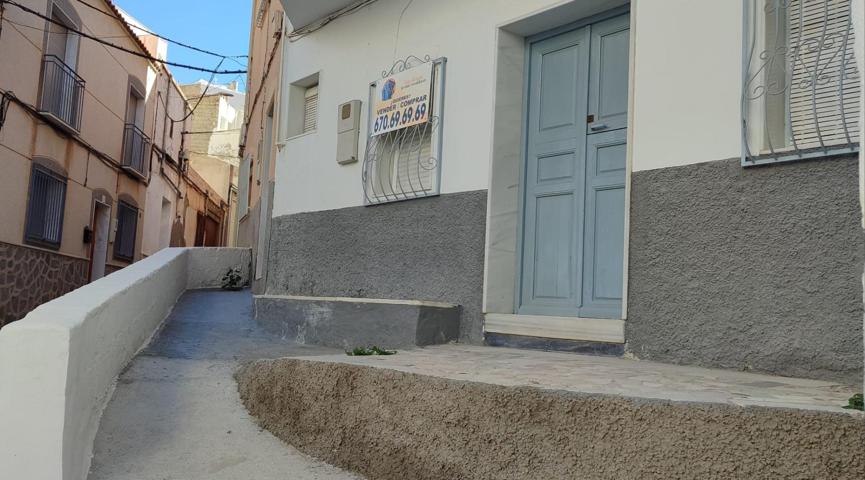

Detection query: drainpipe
(852, 0), (864, 395)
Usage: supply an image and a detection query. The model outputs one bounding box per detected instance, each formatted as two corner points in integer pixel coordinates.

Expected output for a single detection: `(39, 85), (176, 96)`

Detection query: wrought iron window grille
(38, 55), (85, 132)
(362, 55), (446, 205)
(122, 123), (151, 178)
(742, 0), (861, 166)
(24, 164), (67, 250)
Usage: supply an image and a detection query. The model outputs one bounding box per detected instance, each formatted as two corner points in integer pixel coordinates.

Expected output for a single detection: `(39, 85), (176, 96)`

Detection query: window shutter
(787, 0), (860, 149)
(25, 166), (66, 248)
(302, 85), (318, 133)
(114, 202), (138, 261)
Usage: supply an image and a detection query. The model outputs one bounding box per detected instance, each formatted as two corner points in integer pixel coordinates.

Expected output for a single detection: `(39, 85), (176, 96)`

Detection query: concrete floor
(89, 288), (860, 479)
(297, 345), (861, 414)
(88, 289), (359, 480)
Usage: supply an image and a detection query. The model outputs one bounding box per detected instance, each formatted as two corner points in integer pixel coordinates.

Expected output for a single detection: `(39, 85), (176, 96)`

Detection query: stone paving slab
(293, 344), (861, 413)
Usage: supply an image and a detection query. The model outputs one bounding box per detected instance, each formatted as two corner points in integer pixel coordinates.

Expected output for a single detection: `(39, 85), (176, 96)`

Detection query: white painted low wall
(0, 247), (251, 480)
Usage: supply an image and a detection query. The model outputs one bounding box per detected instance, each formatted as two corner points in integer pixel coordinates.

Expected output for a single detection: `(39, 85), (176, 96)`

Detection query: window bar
(400, 126), (420, 198)
(785, 0), (802, 154)
(810, 0), (830, 152)
(742, 0), (759, 162)
(761, 0), (781, 158)
(837, 3), (853, 146)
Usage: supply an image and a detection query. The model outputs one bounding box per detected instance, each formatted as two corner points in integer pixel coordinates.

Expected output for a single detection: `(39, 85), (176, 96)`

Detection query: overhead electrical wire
(0, 0), (246, 74)
(71, 0), (248, 64)
(0, 0), (242, 150)
(286, 0), (378, 42)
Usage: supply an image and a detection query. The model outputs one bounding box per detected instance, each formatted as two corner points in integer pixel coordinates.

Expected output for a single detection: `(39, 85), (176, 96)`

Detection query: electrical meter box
(336, 100), (361, 165)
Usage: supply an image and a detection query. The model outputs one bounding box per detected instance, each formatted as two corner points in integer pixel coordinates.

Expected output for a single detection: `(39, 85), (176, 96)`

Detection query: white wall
(0, 247), (251, 480)
(630, 0), (742, 171)
(275, 0), (619, 216)
(273, 0), (746, 216)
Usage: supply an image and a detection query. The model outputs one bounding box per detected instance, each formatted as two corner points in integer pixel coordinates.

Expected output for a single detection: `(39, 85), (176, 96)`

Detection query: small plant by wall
(843, 393), (863, 411)
(221, 267), (244, 290)
(346, 346), (396, 356)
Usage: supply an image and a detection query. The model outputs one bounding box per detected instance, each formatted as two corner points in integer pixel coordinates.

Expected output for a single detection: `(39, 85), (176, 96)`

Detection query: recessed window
(24, 164), (67, 249)
(286, 72), (320, 138)
(742, 0), (861, 165)
(39, 3), (84, 131)
(114, 201), (138, 261)
(302, 85), (319, 133)
(122, 81), (150, 177)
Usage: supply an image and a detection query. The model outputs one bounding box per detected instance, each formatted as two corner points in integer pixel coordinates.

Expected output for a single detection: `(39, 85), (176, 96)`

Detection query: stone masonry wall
(0, 241), (88, 327)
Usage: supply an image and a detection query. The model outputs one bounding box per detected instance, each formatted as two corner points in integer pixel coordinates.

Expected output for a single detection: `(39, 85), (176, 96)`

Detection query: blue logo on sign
(381, 79), (396, 101)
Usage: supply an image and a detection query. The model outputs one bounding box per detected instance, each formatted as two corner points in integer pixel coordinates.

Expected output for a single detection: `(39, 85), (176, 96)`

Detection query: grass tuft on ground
(346, 346), (396, 356)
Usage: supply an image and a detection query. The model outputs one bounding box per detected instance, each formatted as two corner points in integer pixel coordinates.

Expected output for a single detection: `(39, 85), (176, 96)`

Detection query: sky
(113, 0), (252, 91)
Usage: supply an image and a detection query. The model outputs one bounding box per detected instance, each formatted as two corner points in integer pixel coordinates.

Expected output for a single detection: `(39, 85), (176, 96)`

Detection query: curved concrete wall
(0, 247), (250, 480)
(238, 359), (865, 480)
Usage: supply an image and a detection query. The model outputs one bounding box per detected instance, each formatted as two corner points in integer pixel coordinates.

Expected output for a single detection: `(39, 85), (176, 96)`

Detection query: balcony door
(46, 9), (78, 68)
(518, 13), (629, 319)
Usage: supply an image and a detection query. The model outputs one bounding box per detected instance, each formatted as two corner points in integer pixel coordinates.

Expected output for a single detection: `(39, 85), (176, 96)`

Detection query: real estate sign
(372, 63), (432, 136)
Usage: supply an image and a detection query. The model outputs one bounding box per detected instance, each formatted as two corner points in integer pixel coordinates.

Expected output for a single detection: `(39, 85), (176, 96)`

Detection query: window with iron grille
(24, 165), (67, 249)
(362, 57), (446, 205)
(742, 0), (861, 166)
(114, 201), (138, 261)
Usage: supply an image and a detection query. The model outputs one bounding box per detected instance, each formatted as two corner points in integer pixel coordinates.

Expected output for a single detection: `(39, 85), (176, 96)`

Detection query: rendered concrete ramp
(88, 290), (359, 480)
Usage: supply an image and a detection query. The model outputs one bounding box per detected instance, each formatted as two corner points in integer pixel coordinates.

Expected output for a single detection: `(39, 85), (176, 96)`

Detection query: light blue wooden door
(519, 14), (629, 319)
(519, 27), (591, 315)
(579, 129), (626, 318)
(588, 15), (631, 133)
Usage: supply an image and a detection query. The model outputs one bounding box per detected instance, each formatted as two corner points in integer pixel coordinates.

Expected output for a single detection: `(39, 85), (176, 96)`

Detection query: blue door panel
(519, 13), (629, 320)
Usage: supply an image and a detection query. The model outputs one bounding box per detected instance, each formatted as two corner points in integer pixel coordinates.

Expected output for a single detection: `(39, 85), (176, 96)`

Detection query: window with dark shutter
(24, 165), (67, 249)
(114, 201), (138, 261)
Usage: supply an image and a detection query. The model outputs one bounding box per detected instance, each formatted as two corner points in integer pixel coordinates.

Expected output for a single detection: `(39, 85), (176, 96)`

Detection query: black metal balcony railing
(122, 123), (150, 177)
(39, 55), (84, 132)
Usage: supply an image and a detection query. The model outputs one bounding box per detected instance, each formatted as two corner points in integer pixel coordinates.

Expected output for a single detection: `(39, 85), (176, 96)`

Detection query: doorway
(158, 198), (172, 250)
(89, 201), (110, 281)
(517, 13), (629, 319)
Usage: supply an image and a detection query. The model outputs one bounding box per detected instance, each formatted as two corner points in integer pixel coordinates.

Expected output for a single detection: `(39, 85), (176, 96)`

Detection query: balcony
(121, 123), (150, 178)
(38, 55), (84, 133)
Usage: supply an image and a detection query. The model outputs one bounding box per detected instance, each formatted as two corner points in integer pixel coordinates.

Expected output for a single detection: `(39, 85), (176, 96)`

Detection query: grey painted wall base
(265, 190), (488, 343)
(485, 332), (624, 356)
(254, 295), (460, 349)
(628, 156), (864, 385)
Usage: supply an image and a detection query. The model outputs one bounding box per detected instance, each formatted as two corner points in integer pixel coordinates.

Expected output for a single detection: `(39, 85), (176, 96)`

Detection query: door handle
(589, 122), (608, 131)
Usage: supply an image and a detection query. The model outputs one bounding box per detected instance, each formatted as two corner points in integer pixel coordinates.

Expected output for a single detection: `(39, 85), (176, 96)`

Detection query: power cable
(0, 0), (246, 74)
(73, 0), (248, 61)
(286, 0), (378, 42)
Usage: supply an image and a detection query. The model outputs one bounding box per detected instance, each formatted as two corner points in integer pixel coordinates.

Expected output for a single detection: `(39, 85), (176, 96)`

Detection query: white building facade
(255, 0), (864, 385)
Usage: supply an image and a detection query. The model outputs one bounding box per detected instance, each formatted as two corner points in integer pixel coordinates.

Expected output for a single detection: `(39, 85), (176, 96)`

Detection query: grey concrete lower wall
(265, 191), (488, 343)
(628, 156), (864, 385)
(237, 359), (865, 480)
(254, 295), (460, 349)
